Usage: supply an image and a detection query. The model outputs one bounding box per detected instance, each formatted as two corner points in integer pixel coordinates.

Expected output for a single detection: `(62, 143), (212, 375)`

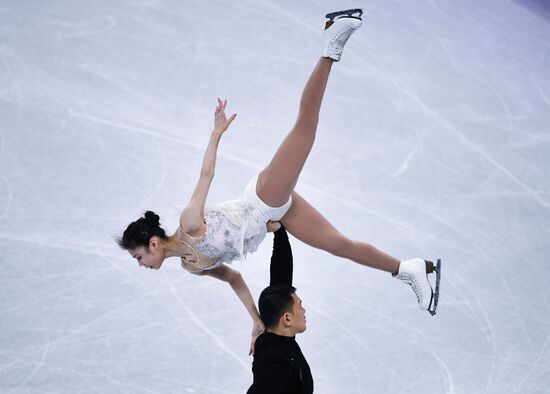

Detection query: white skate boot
(323, 8), (363, 62)
(394, 258), (441, 316)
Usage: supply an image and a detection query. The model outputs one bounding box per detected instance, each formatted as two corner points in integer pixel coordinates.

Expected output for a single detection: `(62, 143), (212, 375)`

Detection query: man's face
(289, 293), (307, 334)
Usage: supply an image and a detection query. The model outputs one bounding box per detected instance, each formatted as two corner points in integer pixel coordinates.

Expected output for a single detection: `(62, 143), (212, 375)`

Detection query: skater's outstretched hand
(249, 319), (265, 355)
(214, 98), (237, 134)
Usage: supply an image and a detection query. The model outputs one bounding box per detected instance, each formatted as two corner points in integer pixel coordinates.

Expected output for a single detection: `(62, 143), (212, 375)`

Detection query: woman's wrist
(252, 314), (263, 325)
(212, 128), (224, 137)
(249, 308), (261, 322)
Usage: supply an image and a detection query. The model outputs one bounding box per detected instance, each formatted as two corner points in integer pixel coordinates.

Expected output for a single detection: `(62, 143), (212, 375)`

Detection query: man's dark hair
(258, 285), (297, 329)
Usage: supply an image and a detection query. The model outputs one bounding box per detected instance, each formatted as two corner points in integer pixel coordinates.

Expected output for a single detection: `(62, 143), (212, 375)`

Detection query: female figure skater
(118, 9), (440, 353)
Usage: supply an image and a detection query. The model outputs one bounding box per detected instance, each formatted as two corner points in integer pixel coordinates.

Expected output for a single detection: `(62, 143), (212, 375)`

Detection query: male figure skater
(247, 225), (313, 394)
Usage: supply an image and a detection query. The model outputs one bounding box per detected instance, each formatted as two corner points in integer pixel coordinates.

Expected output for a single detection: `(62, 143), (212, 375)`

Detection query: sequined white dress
(178, 175), (293, 273)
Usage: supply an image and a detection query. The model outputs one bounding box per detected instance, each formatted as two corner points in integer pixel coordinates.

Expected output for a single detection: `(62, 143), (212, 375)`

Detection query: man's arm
(269, 226), (293, 286)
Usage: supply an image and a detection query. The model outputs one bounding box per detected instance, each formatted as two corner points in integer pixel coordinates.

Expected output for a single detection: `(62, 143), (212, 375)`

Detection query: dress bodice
(174, 226), (220, 273)
(176, 199), (268, 273)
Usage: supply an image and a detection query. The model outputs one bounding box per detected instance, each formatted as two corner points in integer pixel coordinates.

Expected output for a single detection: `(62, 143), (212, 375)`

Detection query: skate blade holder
(325, 8), (363, 21)
(428, 259), (441, 316)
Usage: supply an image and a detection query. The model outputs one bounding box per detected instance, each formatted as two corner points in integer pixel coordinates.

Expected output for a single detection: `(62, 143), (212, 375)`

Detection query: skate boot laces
(322, 9), (362, 62)
(396, 272), (423, 304)
(395, 258), (442, 315)
(393, 258), (435, 311)
(326, 19), (360, 48)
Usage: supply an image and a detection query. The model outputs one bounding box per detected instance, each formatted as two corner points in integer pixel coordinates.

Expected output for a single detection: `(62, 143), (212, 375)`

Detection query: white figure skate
(394, 258), (441, 316)
(322, 8), (363, 62)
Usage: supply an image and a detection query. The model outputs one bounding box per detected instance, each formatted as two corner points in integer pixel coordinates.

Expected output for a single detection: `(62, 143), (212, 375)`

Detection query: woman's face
(128, 242), (164, 270)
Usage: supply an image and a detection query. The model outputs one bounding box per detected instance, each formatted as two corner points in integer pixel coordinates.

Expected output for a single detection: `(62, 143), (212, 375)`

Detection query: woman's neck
(161, 235), (182, 258)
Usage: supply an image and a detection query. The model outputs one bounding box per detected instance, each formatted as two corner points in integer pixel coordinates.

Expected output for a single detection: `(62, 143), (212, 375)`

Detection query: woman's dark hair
(117, 211), (168, 250)
(258, 285), (297, 329)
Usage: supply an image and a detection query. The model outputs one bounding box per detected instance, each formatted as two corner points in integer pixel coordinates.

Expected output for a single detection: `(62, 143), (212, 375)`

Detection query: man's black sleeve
(269, 226), (293, 287)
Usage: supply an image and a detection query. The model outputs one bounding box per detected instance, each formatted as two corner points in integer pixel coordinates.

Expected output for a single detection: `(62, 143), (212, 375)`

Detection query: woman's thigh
(281, 191), (350, 255)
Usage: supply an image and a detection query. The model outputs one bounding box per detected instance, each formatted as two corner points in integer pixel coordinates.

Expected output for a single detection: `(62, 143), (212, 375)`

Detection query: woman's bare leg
(256, 58), (333, 207)
(281, 192), (401, 274)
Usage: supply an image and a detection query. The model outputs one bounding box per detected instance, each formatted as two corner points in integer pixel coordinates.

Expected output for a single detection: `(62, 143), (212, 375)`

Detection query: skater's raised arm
(269, 226), (293, 287)
(180, 99), (237, 235)
(201, 263), (264, 355)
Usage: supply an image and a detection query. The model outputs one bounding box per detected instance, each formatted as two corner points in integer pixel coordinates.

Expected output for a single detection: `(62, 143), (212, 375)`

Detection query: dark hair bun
(144, 211), (160, 227)
(117, 210), (167, 250)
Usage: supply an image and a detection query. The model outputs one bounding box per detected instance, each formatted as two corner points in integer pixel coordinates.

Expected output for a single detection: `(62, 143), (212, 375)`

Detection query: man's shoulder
(253, 334), (297, 367)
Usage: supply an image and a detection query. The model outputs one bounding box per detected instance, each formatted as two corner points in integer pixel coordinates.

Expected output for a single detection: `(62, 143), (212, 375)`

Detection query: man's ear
(281, 312), (292, 327)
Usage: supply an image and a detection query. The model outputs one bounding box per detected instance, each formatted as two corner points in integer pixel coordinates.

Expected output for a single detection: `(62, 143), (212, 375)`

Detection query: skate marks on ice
(1, 0), (550, 393)
(349, 56), (550, 212)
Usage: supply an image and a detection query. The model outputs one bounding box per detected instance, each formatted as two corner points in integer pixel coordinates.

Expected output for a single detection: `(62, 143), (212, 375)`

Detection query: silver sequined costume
(179, 174), (293, 273)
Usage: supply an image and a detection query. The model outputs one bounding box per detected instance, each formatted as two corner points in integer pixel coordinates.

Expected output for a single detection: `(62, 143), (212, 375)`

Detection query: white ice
(1, 0), (549, 393)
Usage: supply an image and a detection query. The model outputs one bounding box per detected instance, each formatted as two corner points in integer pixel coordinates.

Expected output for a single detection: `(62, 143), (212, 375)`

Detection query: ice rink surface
(1, 0), (549, 393)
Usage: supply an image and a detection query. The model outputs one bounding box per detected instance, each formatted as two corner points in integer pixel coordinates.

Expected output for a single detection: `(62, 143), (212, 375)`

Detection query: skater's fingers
(227, 113), (237, 125)
(266, 221), (281, 232)
(249, 342), (254, 356)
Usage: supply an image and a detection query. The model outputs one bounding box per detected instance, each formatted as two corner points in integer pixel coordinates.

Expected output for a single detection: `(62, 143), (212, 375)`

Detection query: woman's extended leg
(280, 192), (401, 274)
(256, 58), (333, 207)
